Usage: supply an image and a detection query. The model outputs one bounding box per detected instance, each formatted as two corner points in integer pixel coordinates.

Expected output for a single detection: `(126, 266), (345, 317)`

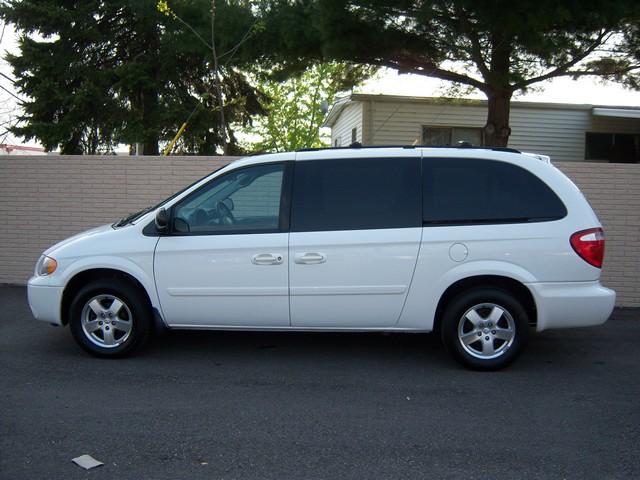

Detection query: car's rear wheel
(69, 279), (151, 357)
(440, 288), (529, 370)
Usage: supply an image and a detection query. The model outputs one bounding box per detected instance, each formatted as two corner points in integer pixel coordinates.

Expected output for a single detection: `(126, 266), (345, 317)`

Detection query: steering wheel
(216, 201), (236, 225)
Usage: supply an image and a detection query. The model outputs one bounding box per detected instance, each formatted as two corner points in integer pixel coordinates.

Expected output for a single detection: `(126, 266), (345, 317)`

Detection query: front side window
(291, 157), (421, 232)
(172, 163), (285, 234)
(422, 158), (566, 225)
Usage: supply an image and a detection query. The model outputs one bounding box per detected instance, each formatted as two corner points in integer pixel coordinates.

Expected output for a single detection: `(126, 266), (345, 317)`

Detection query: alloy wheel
(457, 303), (516, 360)
(80, 294), (133, 348)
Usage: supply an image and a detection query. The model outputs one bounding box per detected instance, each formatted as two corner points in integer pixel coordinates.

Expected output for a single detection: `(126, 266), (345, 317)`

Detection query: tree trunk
(483, 89), (513, 147)
(133, 8), (161, 156)
(141, 87), (160, 155)
(60, 132), (83, 154)
(483, 31), (513, 148)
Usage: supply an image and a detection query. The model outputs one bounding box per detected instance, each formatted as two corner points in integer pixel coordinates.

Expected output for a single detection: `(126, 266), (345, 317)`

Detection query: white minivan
(27, 147), (615, 369)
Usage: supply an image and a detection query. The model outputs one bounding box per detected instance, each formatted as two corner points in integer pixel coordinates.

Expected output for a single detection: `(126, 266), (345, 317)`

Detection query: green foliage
(243, 62), (375, 152)
(256, 0), (640, 146)
(0, 0), (265, 154)
(585, 24), (640, 90)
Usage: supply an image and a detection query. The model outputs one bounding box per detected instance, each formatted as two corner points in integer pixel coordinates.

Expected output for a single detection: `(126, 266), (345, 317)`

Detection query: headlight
(35, 255), (58, 276)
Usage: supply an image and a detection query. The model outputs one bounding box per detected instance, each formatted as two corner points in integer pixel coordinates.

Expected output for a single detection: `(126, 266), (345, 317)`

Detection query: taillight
(570, 228), (605, 268)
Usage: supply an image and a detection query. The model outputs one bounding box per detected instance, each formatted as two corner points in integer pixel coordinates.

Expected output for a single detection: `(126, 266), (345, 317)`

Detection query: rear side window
(422, 158), (566, 225)
(292, 157), (421, 232)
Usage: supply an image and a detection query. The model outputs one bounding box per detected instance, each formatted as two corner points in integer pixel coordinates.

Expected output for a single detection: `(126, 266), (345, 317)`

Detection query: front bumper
(526, 281), (616, 331)
(27, 277), (64, 325)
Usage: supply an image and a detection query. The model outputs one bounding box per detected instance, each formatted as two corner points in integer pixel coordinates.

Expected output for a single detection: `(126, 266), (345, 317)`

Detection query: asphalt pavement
(1, 285), (639, 480)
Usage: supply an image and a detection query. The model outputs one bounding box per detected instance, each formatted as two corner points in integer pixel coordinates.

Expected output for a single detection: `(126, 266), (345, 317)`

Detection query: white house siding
(331, 102), (363, 147)
(370, 101), (486, 146)
(508, 107), (590, 162)
(328, 97), (639, 163)
(367, 100), (603, 162)
(506, 108), (638, 162)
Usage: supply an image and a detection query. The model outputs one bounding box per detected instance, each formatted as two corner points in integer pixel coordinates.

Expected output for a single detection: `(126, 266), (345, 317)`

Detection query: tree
(0, 0), (264, 154)
(257, 0), (640, 146)
(589, 22), (640, 90)
(243, 62), (374, 152)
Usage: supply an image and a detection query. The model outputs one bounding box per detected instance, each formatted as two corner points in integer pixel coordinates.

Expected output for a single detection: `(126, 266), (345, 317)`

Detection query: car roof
(230, 146), (550, 171)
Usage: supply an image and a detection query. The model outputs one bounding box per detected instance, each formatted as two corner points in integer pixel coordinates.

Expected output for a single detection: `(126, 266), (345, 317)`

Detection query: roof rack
(297, 143), (521, 154)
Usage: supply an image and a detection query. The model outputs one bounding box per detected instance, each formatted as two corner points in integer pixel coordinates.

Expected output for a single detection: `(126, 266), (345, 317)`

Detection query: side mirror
(155, 208), (169, 232)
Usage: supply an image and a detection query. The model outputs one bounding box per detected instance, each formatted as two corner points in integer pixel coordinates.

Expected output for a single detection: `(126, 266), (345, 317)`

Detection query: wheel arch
(61, 268), (154, 326)
(433, 275), (537, 332)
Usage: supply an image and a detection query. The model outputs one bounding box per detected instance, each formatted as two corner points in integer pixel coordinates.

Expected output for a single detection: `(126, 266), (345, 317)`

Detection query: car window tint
(422, 158), (566, 224)
(174, 163), (284, 233)
(291, 157), (421, 232)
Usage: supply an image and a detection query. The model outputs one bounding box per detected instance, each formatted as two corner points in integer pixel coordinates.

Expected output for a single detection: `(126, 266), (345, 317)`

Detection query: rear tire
(440, 288), (529, 370)
(69, 279), (151, 358)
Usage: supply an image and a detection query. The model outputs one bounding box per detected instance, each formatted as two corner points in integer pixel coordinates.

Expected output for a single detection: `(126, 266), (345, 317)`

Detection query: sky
(360, 68), (640, 106)
(2, 23), (640, 149)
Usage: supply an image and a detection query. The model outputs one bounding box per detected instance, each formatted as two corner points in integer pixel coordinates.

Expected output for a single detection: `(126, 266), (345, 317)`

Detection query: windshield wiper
(113, 206), (153, 227)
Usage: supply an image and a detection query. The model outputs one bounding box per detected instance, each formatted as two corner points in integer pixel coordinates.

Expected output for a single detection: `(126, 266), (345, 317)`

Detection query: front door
(154, 162), (291, 327)
(289, 154), (422, 328)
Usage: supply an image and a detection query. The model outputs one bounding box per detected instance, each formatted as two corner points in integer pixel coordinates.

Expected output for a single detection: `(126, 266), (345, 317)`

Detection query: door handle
(251, 253), (284, 265)
(294, 252), (327, 264)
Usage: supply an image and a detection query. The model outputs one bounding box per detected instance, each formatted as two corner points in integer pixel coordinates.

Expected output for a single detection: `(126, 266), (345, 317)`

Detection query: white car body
(28, 148), (615, 338)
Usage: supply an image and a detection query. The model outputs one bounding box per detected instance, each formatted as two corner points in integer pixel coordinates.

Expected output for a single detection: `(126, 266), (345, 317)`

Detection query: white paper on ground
(71, 454), (104, 470)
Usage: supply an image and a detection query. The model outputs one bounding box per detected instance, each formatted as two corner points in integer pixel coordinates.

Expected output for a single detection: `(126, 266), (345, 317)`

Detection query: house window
(585, 132), (640, 163)
(351, 127), (357, 144)
(422, 126), (483, 147)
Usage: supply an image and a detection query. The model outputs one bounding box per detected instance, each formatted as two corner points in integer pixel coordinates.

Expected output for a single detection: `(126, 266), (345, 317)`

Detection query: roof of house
(322, 93), (640, 128)
(0, 144), (46, 153)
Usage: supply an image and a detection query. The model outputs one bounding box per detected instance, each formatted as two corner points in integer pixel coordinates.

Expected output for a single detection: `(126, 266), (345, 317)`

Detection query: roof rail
(296, 144), (521, 154)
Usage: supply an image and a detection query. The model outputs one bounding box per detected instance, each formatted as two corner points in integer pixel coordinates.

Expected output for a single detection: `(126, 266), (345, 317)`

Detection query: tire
(440, 288), (529, 371)
(69, 278), (152, 358)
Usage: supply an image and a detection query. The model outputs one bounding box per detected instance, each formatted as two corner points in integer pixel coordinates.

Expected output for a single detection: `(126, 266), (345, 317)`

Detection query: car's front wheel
(69, 279), (151, 357)
(440, 288), (530, 370)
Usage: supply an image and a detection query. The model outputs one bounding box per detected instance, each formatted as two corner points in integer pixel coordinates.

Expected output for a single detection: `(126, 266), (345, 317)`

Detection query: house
(323, 94), (640, 163)
(0, 144), (46, 155)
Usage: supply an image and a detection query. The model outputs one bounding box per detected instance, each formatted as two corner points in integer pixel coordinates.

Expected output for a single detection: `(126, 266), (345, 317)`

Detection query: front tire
(440, 288), (529, 370)
(69, 279), (151, 358)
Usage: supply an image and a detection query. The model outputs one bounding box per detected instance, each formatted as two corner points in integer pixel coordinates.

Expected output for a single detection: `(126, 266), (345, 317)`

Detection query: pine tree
(257, 0), (640, 147)
(1, 0), (264, 154)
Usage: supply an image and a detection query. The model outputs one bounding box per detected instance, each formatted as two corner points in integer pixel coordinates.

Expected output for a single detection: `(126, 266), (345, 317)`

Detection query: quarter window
(422, 158), (566, 224)
(173, 163), (285, 234)
(291, 157), (421, 232)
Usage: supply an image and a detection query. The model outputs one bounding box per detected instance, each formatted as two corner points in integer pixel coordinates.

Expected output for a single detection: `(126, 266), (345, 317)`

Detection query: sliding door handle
(294, 252), (327, 264)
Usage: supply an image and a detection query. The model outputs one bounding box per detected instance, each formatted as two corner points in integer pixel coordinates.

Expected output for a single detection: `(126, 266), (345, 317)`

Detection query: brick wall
(1, 155), (638, 307)
(0, 155), (234, 285)
(555, 162), (640, 307)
